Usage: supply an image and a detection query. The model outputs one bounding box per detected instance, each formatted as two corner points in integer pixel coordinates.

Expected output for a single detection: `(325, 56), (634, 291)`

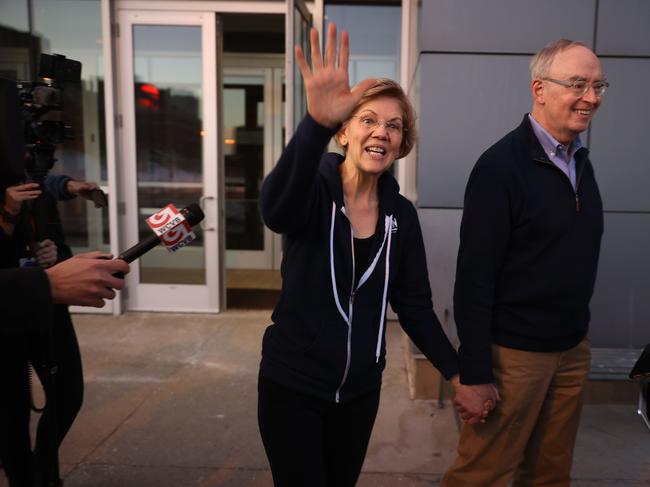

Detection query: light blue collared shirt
(528, 113), (582, 190)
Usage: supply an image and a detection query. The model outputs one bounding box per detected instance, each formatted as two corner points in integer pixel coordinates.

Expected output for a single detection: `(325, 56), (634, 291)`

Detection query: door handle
(199, 195), (216, 231)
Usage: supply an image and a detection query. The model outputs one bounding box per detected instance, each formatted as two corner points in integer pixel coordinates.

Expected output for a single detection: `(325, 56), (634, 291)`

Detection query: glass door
(223, 65), (283, 269)
(117, 10), (220, 312)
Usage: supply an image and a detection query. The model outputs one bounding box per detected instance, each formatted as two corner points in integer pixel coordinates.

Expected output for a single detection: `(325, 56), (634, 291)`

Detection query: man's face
(532, 46), (604, 144)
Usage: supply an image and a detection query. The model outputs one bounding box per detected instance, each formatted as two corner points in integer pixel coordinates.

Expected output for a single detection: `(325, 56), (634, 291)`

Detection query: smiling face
(531, 45), (604, 144)
(338, 96), (404, 176)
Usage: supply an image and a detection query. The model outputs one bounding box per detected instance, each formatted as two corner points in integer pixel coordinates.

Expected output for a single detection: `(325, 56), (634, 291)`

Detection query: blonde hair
(335, 78), (417, 159)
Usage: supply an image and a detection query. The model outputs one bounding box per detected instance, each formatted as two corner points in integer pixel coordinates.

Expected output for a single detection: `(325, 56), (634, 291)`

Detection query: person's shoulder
(394, 194), (419, 228)
(317, 152), (345, 183)
(395, 193), (416, 212)
(475, 120), (528, 175)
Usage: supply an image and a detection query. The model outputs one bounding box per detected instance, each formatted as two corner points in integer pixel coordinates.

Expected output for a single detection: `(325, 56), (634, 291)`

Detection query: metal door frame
(116, 9), (221, 312)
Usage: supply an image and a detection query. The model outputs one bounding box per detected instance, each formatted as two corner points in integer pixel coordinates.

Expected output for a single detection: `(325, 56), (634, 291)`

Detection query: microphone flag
(145, 204), (197, 252)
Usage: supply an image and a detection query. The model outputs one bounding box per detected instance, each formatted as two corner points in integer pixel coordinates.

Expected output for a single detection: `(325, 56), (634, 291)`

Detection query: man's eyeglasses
(352, 115), (404, 135)
(543, 77), (610, 97)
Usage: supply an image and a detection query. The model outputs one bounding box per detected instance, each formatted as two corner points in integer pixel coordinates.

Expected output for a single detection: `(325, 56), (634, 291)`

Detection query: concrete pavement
(1, 311), (648, 486)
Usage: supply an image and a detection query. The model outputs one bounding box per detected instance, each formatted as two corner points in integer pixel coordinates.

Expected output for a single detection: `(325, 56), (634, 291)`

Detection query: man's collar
(528, 113), (583, 160)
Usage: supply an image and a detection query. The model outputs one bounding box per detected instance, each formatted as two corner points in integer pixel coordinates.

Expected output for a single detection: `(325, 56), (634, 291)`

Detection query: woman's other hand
(295, 23), (376, 129)
(4, 182), (41, 214)
(34, 239), (58, 267)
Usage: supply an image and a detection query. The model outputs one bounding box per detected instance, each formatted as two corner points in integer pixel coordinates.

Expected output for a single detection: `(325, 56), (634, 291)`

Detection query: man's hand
(451, 375), (500, 424)
(65, 180), (103, 207)
(44, 252), (130, 307)
(33, 239), (58, 267)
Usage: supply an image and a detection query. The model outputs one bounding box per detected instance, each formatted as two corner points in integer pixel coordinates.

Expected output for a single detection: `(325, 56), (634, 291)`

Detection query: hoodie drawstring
(330, 202), (349, 323)
(330, 201), (394, 364)
(376, 215), (392, 362)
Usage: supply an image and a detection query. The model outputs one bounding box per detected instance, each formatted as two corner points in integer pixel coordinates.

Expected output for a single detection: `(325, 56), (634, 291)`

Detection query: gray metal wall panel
(417, 208), (462, 345)
(588, 58), (650, 212)
(589, 213), (650, 348)
(420, 0), (595, 53)
(417, 54), (531, 208)
(596, 0), (650, 56)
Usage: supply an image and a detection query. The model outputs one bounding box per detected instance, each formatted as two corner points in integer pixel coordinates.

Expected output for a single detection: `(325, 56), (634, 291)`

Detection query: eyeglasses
(351, 115), (405, 135)
(543, 77), (610, 97)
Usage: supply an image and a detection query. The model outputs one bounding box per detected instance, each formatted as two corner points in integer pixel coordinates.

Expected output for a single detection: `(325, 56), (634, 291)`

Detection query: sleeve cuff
(458, 355), (494, 385)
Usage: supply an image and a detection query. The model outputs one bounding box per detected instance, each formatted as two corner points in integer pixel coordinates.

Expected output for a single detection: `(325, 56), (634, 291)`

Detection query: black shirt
(353, 234), (374, 288)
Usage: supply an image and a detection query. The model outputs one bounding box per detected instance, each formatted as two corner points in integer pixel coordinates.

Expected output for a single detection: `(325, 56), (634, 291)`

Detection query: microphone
(117, 203), (205, 264)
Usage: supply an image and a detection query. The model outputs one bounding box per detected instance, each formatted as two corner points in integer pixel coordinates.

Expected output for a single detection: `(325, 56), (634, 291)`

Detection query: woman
(257, 24), (478, 487)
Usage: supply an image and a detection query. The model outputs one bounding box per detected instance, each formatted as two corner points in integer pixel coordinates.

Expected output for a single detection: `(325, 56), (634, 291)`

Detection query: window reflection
(133, 25), (206, 285)
(224, 76), (265, 251)
(0, 0), (108, 251)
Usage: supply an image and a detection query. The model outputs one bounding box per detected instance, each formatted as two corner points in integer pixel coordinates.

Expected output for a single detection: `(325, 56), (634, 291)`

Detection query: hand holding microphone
(45, 252), (130, 307)
(48, 203), (204, 307)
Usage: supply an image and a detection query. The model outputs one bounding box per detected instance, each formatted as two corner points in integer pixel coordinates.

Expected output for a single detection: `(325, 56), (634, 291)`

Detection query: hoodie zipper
(534, 157), (584, 212)
(335, 225), (356, 403)
(332, 206), (392, 403)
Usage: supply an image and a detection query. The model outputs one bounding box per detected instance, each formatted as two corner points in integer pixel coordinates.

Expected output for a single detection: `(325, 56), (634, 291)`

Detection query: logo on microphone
(146, 204), (197, 252)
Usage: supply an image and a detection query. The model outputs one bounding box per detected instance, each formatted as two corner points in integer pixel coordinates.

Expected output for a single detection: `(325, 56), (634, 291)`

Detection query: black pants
(0, 305), (84, 487)
(257, 373), (380, 487)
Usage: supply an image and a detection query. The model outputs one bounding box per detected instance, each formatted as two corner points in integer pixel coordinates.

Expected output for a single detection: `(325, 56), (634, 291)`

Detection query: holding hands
(452, 376), (500, 425)
(295, 23), (376, 128)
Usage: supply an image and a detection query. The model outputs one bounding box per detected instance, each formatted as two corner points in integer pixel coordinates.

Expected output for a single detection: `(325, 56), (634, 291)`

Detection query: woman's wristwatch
(0, 205), (21, 224)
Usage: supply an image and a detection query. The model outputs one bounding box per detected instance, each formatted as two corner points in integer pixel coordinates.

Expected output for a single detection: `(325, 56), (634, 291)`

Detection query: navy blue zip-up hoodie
(455, 115), (604, 385)
(259, 115), (459, 403)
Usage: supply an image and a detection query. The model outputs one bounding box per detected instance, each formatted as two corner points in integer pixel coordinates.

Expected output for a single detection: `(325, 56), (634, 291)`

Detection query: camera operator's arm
(44, 175), (105, 208)
(44, 174), (75, 201)
(0, 183), (41, 235)
(44, 252), (129, 307)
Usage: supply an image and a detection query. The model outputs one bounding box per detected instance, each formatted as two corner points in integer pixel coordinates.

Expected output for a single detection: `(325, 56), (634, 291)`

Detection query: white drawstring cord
(376, 215), (393, 362)
(330, 202), (349, 323)
(331, 202), (394, 364)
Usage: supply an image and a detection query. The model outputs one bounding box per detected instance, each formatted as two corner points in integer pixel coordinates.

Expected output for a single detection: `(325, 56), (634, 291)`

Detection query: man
(443, 40), (607, 486)
(1, 252), (128, 321)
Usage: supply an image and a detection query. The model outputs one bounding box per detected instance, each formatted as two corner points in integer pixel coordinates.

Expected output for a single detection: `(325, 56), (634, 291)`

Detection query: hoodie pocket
(263, 316), (328, 355)
(263, 318), (349, 376)
(300, 319), (349, 378)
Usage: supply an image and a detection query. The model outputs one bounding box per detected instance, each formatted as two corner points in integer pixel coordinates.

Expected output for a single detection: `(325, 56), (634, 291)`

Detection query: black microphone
(117, 203), (205, 264)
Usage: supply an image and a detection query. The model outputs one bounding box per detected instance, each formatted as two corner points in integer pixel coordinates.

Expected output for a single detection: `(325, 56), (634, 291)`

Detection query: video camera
(0, 53), (81, 186)
(1, 53), (84, 243)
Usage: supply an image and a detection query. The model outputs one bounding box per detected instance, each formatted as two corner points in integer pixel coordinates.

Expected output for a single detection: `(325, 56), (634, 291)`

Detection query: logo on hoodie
(390, 218), (398, 234)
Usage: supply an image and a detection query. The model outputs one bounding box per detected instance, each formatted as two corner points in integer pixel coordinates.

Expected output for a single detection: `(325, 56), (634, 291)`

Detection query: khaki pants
(442, 338), (591, 487)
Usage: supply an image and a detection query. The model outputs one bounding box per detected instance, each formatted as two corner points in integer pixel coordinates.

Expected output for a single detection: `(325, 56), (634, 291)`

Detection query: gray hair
(530, 39), (588, 80)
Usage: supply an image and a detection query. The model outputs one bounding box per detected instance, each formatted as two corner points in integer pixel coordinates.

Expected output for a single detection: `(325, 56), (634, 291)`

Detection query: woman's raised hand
(295, 23), (376, 129)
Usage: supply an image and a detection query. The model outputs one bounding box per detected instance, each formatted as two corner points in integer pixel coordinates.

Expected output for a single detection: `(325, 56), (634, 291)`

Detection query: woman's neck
(339, 158), (380, 206)
(339, 160), (380, 238)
